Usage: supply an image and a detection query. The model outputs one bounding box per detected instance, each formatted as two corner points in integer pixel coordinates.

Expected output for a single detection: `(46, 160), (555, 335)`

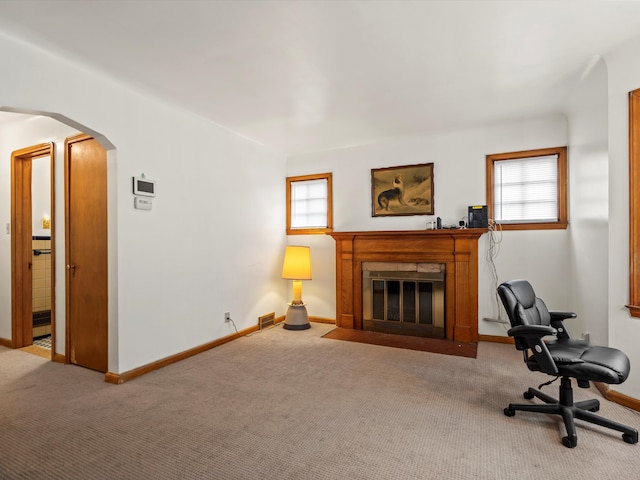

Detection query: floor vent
(259, 312), (276, 330)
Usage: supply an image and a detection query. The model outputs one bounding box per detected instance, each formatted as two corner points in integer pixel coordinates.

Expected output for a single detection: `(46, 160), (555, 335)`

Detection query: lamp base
(283, 303), (311, 330)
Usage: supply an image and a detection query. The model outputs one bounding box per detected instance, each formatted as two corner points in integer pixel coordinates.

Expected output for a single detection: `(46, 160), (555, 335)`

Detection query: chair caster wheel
(523, 391), (534, 400)
(588, 405), (599, 412)
(562, 436), (577, 448)
(622, 432), (638, 444)
(504, 407), (515, 417)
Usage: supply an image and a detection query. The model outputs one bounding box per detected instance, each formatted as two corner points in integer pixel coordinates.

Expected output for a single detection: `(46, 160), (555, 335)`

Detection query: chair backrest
(497, 279), (551, 329)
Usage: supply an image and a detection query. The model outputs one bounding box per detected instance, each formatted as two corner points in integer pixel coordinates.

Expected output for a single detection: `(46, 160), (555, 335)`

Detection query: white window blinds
(493, 154), (558, 223)
(290, 178), (329, 229)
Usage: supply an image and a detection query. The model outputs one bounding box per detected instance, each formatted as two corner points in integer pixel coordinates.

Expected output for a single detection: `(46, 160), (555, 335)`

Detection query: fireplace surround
(329, 229), (484, 343)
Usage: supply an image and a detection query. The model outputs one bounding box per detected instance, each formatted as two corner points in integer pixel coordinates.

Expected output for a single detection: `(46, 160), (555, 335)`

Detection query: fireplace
(362, 262), (445, 338)
(329, 229), (484, 343)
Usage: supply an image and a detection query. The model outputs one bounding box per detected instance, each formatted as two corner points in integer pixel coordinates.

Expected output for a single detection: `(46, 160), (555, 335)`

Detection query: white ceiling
(1, 0), (640, 155)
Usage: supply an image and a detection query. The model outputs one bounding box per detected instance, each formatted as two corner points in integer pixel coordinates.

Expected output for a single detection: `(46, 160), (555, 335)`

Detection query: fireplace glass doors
(362, 265), (445, 339)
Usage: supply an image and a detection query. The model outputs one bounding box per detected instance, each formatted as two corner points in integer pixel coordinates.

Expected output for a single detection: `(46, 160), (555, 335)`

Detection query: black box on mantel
(468, 205), (488, 228)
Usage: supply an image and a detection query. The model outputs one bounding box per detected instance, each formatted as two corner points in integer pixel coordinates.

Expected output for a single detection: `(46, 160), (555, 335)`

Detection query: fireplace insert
(362, 266), (445, 339)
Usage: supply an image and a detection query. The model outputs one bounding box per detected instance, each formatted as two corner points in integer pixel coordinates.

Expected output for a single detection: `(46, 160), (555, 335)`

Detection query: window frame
(286, 172), (333, 235)
(628, 89), (640, 318)
(485, 146), (568, 231)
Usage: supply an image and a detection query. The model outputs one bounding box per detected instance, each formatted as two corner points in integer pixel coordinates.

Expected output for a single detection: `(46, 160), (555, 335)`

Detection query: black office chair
(497, 279), (638, 448)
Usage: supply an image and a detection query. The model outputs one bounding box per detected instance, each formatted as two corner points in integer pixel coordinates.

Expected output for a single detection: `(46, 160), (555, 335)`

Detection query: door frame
(11, 142), (55, 354)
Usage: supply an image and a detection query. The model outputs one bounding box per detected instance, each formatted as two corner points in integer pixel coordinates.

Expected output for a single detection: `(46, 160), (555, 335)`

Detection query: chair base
(504, 377), (639, 448)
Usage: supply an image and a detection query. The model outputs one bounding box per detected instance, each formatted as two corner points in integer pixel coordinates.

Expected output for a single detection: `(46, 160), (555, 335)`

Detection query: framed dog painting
(371, 163), (434, 217)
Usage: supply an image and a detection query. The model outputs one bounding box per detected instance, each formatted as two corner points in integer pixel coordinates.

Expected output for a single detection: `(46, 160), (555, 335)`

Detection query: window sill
(287, 227), (333, 235)
(494, 221), (568, 231)
(626, 305), (640, 319)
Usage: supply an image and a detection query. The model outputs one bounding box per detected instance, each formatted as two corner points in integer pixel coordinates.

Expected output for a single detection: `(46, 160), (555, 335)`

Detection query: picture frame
(371, 163), (434, 217)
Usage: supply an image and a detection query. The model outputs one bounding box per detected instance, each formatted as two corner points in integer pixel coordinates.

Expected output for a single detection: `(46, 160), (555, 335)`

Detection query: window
(286, 173), (332, 235)
(486, 146), (568, 230)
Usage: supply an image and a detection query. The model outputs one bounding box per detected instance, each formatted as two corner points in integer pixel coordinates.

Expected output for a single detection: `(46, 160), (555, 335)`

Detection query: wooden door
(65, 135), (108, 372)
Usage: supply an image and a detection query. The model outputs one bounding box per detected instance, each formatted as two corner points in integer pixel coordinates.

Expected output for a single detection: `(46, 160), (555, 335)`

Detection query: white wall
(565, 56), (610, 345)
(0, 32), (288, 373)
(287, 115), (572, 335)
(604, 36), (640, 399)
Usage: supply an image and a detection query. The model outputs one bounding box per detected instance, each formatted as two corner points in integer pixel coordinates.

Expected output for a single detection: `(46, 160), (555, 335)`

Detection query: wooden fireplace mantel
(329, 229), (485, 343)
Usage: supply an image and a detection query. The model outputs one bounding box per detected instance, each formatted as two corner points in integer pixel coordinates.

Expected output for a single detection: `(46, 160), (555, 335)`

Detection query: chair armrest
(549, 311), (577, 340)
(507, 324), (557, 338)
(507, 325), (559, 374)
(549, 311), (577, 321)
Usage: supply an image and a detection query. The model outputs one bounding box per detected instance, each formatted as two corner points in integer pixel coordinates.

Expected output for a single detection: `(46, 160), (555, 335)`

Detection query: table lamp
(282, 245), (312, 330)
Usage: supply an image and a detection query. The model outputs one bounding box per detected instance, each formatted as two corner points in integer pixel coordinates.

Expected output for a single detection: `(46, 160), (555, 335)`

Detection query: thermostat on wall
(132, 176), (156, 197)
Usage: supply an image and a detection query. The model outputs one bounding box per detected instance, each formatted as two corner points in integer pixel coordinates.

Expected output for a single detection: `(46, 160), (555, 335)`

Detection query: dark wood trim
(479, 334), (514, 344)
(49, 149), (56, 362)
(329, 229), (483, 343)
(627, 304), (640, 318)
(0, 337), (12, 348)
(309, 316), (337, 324)
(629, 89), (640, 318)
(105, 324), (260, 384)
(595, 382), (640, 412)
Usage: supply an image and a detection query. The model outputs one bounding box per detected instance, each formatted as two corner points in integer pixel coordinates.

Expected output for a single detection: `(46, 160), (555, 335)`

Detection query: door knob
(66, 264), (77, 271)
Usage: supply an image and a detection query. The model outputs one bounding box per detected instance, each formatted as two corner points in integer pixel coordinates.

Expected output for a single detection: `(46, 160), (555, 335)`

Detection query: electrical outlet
(225, 312), (231, 322)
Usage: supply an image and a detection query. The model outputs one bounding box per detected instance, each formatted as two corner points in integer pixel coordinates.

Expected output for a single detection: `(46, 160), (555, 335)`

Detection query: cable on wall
(487, 220), (508, 326)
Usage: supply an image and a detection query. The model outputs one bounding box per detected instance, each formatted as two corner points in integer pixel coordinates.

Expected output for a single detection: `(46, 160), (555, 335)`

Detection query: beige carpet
(1, 323), (639, 479)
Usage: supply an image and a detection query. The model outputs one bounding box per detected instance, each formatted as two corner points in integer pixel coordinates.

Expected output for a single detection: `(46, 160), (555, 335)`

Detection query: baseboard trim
(0, 337), (12, 348)
(478, 334), (514, 344)
(53, 353), (65, 363)
(595, 382), (640, 412)
(105, 315), (337, 384)
(310, 316), (337, 324)
(105, 324), (260, 385)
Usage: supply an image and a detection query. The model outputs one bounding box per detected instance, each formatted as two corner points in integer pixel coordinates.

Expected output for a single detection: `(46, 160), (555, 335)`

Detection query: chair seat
(526, 340), (630, 384)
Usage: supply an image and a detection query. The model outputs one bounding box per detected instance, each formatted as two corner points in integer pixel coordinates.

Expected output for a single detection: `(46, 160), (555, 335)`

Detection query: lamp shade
(281, 246), (312, 280)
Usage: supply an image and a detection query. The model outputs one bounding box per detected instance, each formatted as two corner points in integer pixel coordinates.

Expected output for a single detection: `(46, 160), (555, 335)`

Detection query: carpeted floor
(1, 323), (639, 479)
(323, 327), (478, 358)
